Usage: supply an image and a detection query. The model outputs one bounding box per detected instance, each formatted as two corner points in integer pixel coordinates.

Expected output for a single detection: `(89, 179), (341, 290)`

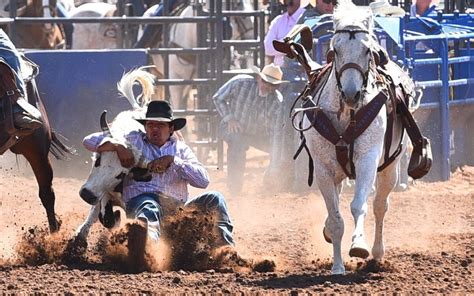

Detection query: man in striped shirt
(83, 100), (234, 247)
(212, 64), (290, 195)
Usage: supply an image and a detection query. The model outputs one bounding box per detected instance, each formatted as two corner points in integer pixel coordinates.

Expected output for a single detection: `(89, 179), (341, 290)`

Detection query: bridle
(228, 0), (253, 39)
(232, 16), (253, 39)
(331, 28), (378, 99)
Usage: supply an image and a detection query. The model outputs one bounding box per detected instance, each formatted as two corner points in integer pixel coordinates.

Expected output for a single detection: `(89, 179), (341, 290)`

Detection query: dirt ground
(0, 151), (472, 294)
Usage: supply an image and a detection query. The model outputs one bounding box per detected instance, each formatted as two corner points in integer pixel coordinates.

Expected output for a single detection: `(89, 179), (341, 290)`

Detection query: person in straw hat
(369, 0), (406, 16)
(83, 100), (235, 249)
(212, 63), (290, 195)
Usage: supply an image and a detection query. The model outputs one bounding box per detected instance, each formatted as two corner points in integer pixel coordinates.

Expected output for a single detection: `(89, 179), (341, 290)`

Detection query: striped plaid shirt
(212, 74), (283, 137)
(83, 131), (209, 203)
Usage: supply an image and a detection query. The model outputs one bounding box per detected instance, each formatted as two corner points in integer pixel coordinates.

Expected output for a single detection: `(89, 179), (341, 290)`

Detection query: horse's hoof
(49, 215), (62, 233)
(331, 264), (345, 275)
(349, 247), (370, 259)
(323, 227), (332, 244)
(372, 244), (385, 260)
(113, 210), (121, 228)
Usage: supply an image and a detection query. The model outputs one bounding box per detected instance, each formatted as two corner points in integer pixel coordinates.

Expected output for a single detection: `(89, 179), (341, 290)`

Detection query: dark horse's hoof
(49, 215), (62, 233)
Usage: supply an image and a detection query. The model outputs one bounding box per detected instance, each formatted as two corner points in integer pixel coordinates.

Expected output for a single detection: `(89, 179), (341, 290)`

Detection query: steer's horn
(100, 110), (111, 135)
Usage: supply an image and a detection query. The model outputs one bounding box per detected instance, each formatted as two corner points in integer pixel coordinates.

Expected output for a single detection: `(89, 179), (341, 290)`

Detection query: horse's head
(330, 0), (379, 109)
(228, 0), (254, 40)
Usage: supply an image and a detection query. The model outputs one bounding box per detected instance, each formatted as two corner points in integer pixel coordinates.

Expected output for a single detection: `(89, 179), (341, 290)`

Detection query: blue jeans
(0, 29), (26, 97)
(125, 191), (235, 247)
(221, 122), (271, 194)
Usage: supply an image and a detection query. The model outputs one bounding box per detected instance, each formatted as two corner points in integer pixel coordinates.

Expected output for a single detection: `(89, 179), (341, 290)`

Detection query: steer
(74, 68), (154, 243)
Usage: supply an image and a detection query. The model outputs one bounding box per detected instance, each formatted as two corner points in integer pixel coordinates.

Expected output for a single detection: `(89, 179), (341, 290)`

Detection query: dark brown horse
(3, 0), (65, 49)
(0, 58), (74, 232)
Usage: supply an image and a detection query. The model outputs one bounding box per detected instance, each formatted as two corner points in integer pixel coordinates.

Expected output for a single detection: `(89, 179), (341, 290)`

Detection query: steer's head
(79, 111), (147, 205)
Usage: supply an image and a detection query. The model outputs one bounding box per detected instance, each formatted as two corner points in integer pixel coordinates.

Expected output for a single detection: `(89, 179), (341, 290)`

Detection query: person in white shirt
(264, 0), (305, 66)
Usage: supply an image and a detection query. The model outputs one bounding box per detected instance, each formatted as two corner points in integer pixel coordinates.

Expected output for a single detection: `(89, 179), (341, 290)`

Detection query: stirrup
(408, 137), (432, 179)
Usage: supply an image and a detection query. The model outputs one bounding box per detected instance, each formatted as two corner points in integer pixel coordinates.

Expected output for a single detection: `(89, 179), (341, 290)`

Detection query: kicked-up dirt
(0, 152), (472, 294)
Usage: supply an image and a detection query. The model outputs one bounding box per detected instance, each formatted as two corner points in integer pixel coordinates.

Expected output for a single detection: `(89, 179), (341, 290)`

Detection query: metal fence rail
(4, 0), (266, 172)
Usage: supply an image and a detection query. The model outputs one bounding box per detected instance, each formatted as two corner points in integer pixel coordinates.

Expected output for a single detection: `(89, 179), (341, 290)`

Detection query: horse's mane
(333, 0), (374, 32)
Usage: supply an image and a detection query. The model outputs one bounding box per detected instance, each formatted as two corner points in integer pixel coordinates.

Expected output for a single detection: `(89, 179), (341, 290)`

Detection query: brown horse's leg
(11, 132), (60, 232)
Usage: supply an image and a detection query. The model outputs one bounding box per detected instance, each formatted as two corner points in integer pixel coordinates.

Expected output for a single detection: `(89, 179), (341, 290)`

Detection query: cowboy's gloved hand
(148, 155), (175, 173)
(227, 119), (242, 134)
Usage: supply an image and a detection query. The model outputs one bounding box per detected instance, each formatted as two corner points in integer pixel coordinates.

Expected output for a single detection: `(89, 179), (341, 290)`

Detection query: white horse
(75, 67), (155, 242)
(294, 0), (415, 274)
(145, 0), (255, 109)
(68, 2), (119, 49)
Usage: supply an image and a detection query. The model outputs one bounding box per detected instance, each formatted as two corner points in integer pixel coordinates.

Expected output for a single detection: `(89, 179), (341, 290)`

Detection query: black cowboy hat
(135, 100), (186, 131)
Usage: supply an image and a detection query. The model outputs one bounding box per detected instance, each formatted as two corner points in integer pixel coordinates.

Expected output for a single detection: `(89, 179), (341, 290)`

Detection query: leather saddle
(377, 62), (432, 179)
(0, 58), (22, 136)
(0, 55), (41, 154)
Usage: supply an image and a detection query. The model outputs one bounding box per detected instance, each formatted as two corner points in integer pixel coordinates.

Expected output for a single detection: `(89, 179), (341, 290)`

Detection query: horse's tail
(49, 130), (76, 160)
(117, 66), (156, 109)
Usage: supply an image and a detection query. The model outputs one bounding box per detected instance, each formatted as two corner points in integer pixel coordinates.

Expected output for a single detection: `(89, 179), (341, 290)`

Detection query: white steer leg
(350, 150), (379, 259)
(75, 204), (100, 240)
(372, 160), (397, 260)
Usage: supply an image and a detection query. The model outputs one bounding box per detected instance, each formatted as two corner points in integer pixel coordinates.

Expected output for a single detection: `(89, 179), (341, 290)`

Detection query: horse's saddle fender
(397, 97), (433, 179)
(0, 59), (22, 135)
(379, 61), (432, 179)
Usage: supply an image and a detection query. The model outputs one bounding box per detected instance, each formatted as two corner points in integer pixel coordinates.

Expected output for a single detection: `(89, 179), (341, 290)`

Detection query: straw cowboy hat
(251, 63), (289, 85)
(369, 0), (405, 16)
(135, 100), (186, 131)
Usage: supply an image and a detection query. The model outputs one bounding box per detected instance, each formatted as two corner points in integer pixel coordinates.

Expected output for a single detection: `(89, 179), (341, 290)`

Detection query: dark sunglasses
(322, 0), (338, 5)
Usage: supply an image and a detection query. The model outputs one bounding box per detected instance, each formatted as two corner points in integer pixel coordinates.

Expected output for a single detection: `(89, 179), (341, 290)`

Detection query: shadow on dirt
(249, 273), (369, 289)
(248, 260), (396, 289)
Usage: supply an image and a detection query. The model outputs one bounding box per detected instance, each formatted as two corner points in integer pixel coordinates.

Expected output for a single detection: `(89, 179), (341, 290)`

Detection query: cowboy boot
(12, 104), (42, 131)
